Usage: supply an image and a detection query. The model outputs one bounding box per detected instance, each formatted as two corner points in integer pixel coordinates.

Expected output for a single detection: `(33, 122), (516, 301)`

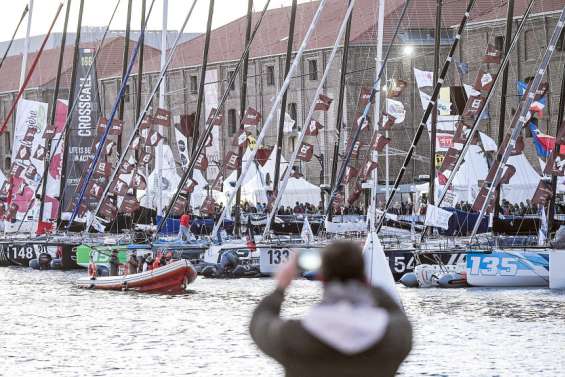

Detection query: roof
(468, 0), (564, 25)
(0, 36), (161, 94)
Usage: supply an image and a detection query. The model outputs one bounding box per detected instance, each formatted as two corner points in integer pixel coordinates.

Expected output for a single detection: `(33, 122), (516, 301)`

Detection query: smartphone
(297, 248), (322, 272)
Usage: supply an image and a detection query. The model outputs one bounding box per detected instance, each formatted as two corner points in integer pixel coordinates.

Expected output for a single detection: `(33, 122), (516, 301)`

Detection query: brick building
(0, 0), (564, 196)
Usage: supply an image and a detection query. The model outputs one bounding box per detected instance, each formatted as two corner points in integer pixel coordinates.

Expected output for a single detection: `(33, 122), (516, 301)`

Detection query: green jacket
(250, 286), (412, 377)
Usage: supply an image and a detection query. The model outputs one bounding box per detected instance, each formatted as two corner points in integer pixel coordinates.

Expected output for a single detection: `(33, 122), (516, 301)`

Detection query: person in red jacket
(178, 213), (191, 241)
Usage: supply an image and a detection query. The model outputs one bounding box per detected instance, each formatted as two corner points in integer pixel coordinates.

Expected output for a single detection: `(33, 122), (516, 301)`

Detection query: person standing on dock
(178, 212), (192, 241)
(249, 241), (412, 377)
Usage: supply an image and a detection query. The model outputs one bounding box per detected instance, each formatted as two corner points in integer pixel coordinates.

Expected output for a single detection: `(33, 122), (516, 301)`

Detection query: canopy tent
(259, 148), (321, 207)
(501, 154), (541, 204)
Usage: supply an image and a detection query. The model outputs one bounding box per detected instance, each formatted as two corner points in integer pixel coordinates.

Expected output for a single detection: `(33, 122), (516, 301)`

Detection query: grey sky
(0, 0), (307, 42)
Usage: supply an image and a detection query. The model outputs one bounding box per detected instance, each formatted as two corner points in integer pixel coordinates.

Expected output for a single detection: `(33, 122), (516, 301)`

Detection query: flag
(372, 133), (390, 152)
(97, 117), (123, 136)
(528, 119), (565, 158)
(145, 129), (164, 147)
(195, 153), (209, 171)
(33, 145), (47, 160)
(382, 113), (396, 131)
(133, 172), (147, 190)
(356, 115), (370, 131)
(131, 135), (142, 150)
(86, 181), (104, 199)
(153, 108), (171, 127)
(224, 151), (240, 171)
(211, 174), (223, 192)
(16, 145), (31, 161)
(455, 60), (469, 76)
(471, 186), (495, 213)
(120, 194), (140, 213)
(297, 143), (314, 162)
(140, 115), (154, 130)
(282, 112), (296, 134)
(517, 80), (547, 115)
(532, 181), (553, 205)
(343, 166), (359, 184)
(178, 113), (195, 137)
(315, 94), (333, 111)
(499, 164), (516, 185)
(437, 171), (448, 185)
(388, 79), (407, 97)
(413, 68), (433, 88)
(206, 108), (223, 126)
(181, 178), (199, 194)
(543, 152), (565, 176)
(473, 70), (496, 92)
(359, 87), (374, 108)
(350, 139), (363, 159)
(424, 205), (453, 230)
(483, 44), (502, 64)
(110, 178), (129, 196)
(119, 159), (135, 174)
(305, 119), (323, 136)
(419, 90), (451, 113)
(361, 161), (377, 180)
(462, 95), (486, 119)
(241, 107), (262, 127)
(139, 150), (152, 166)
(385, 99), (405, 124)
(440, 148), (459, 172)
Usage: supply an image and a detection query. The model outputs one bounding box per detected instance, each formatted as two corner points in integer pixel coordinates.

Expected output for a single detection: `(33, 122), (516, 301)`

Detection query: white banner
(424, 204), (453, 230)
(204, 69), (219, 178)
(414, 68), (434, 88)
(175, 126), (190, 169)
(386, 98), (405, 124)
(10, 99), (49, 222)
(419, 90), (451, 114)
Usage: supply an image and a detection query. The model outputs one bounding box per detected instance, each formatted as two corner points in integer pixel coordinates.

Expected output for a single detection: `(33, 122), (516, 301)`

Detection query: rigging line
(211, 0), (331, 239)
(87, 0), (199, 229)
(373, 0), (478, 234)
(470, 6), (565, 239)
(324, 0), (413, 219)
(14, 0), (122, 233)
(0, 2), (64, 136)
(155, 0), (274, 235)
(262, 0), (357, 238)
(0, 4), (29, 73)
(66, 0), (158, 228)
(421, 0), (538, 238)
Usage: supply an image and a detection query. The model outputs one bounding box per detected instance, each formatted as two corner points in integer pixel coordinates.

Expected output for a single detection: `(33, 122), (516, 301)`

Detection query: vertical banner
(204, 69), (219, 178)
(10, 99), (49, 223)
(61, 48), (100, 217)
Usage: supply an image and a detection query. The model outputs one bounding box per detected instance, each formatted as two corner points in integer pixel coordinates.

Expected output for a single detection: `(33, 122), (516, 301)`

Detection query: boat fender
(399, 272), (419, 288)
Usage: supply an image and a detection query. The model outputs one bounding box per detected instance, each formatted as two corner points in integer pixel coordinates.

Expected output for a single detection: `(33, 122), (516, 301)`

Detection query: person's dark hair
(321, 241), (365, 283)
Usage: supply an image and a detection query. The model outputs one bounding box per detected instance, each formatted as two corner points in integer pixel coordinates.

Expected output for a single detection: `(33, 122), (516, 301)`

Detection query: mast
(37, 0), (73, 228)
(272, 0), (298, 200)
(156, 0), (273, 235)
(370, 0), (384, 230)
(156, 0), (167, 217)
(136, 0), (147, 118)
(57, 0), (85, 224)
(428, 0), (442, 211)
(211, 0), (332, 238)
(470, 7), (565, 238)
(262, 0), (357, 238)
(186, 0), (214, 211)
(234, 0), (254, 237)
(327, 0), (353, 222)
(19, 0), (34, 91)
(493, 0), (515, 219)
(374, 0), (477, 233)
(324, 0), (412, 218)
(0, 4), (29, 73)
(117, 0), (133, 157)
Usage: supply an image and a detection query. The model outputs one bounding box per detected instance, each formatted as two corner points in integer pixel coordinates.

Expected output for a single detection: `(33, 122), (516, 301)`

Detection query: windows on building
(308, 59), (318, 81)
(190, 75), (198, 94)
(524, 30), (534, 60)
(266, 65), (275, 86)
(494, 35), (504, 52)
(228, 109), (237, 136)
(288, 102), (297, 122)
(227, 70), (236, 91)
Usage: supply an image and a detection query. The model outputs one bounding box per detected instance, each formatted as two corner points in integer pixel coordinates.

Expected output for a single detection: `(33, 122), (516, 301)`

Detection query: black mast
(187, 0), (214, 208)
(493, 0), (515, 219)
(57, 0), (85, 224)
(328, 0), (354, 221)
(37, 0), (73, 228)
(547, 35), (565, 232)
(0, 4), (29, 72)
(272, 0), (298, 198)
(117, 0), (133, 157)
(234, 0), (254, 237)
(428, 0), (442, 212)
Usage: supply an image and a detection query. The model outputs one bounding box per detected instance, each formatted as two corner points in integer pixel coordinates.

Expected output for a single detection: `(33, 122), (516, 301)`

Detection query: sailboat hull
(466, 250), (550, 287)
(0, 240), (79, 269)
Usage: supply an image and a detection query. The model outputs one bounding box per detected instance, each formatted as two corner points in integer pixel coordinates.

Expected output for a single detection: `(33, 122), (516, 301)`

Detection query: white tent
(260, 149), (321, 207)
(214, 149), (269, 206)
(502, 154), (541, 203)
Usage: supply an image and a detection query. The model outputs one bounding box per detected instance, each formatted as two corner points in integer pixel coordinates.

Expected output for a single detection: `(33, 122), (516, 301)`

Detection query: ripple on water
(1, 267), (565, 377)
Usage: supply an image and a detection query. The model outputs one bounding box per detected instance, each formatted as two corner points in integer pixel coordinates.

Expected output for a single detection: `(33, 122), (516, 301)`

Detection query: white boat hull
(466, 250), (550, 287)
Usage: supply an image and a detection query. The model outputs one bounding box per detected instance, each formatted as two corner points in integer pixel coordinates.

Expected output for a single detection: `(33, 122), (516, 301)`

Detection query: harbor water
(1, 267), (564, 377)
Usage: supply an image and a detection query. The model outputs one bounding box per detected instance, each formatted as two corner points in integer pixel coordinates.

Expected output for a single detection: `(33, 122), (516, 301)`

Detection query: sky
(0, 0), (311, 42)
